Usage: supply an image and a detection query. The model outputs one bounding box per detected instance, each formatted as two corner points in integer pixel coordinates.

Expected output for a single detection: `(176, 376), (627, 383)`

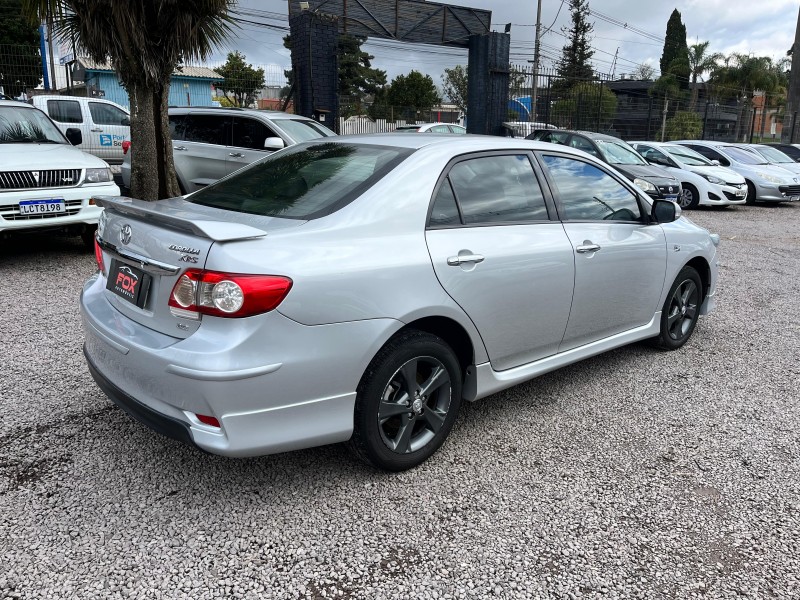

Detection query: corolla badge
(119, 224), (132, 245)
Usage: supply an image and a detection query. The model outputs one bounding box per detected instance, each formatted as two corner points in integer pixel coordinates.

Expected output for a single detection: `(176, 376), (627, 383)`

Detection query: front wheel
(650, 266), (703, 351)
(679, 183), (700, 209)
(745, 180), (757, 205)
(349, 330), (462, 471)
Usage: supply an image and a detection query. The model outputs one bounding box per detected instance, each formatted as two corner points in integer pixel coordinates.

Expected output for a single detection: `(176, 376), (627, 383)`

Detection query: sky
(213, 0), (799, 88)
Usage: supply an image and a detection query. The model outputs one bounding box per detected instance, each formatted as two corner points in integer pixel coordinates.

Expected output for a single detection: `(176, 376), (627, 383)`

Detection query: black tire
(650, 266), (703, 351)
(745, 180), (757, 205)
(679, 183), (700, 209)
(80, 225), (97, 250)
(349, 329), (462, 471)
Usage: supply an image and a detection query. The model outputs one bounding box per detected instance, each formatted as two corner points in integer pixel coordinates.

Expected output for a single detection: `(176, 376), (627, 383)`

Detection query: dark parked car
(762, 143), (800, 162)
(527, 129), (682, 201)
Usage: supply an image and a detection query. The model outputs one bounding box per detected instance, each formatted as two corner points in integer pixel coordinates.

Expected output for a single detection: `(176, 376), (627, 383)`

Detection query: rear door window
(446, 155), (549, 224)
(183, 114), (230, 145)
(46, 99), (82, 123)
(169, 114), (186, 140)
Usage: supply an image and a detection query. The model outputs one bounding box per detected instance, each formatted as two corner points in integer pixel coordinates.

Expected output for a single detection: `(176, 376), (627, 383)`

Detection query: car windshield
(273, 119), (335, 143)
(755, 146), (794, 164)
(0, 105), (67, 144)
(393, 126), (420, 133)
(596, 140), (648, 165)
(189, 142), (413, 220)
(663, 145), (713, 166)
(723, 146), (767, 165)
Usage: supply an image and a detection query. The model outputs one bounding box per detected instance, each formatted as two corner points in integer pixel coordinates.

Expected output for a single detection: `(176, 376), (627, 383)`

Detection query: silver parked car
(120, 107), (336, 193)
(82, 135), (720, 471)
(674, 140), (800, 204)
(737, 143), (800, 176)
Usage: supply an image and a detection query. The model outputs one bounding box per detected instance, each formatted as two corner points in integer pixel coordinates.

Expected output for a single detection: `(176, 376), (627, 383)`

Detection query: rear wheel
(650, 266), (702, 351)
(679, 183), (700, 209)
(745, 180), (757, 205)
(349, 330), (462, 471)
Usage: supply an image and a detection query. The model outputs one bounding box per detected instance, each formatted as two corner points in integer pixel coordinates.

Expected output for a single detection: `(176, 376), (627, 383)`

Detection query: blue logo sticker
(99, 134), (112, 146)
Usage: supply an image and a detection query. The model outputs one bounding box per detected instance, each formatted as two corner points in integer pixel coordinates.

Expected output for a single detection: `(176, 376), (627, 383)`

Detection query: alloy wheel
(666, 279), (699, 340)
(679, 187), (694, 208)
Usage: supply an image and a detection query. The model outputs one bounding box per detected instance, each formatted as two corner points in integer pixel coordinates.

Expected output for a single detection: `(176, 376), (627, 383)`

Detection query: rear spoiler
(92, 196), (267, 242)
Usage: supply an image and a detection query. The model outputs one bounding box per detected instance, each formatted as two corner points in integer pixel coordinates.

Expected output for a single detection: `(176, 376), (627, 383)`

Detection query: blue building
(70, 58), (222, 109)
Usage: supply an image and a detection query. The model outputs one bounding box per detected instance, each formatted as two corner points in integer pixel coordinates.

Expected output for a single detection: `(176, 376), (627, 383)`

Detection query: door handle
(575, 243), (601, 254)
(90, 127), (103, 132)
(228, 152), (245, 158)
(173, 146), (188, 151)
(447, 254), (485, 266)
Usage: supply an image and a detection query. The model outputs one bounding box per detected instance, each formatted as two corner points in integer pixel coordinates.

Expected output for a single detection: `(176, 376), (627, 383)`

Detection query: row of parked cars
(527, 128), (800, 208)
(2, 98), (731, 470)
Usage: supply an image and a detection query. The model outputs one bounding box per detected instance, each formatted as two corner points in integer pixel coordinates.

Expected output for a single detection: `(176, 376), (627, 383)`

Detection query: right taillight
(168, 269), (292, 319)
(122, 140), (131, 155)
(94, 236), (105, 274)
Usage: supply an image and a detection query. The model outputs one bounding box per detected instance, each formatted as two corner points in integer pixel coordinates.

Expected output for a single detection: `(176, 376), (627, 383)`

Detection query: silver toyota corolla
(81, 135), (720, 471)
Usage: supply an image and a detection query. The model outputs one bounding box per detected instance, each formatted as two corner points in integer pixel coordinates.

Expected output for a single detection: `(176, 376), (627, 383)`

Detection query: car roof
(0, 99), (36, 109)
(167, 106), (317, 121)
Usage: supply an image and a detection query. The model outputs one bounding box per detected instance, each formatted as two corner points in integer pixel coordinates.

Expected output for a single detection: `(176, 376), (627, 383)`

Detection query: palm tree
(687, 41), (721, 111)
(22, 1), (235, 200)
(710, 53), (787, 140)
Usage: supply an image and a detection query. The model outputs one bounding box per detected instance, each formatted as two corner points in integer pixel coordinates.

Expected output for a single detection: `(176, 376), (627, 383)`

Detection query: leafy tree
(687, 41), (722, 110)
(216, 50), (265, 107)
(556, 0), (595, 89)
(23, 0), (235, 201)
(0, 0), (43, 97)
(551, 81), (617, 130)
(659, 9), (690, 90)
(283, 33), (386, 116)
(659, 110), (702, 140)
(441, 65), (467, 114)
(385, 70), (441, 120)
(630, 63), (656, 81)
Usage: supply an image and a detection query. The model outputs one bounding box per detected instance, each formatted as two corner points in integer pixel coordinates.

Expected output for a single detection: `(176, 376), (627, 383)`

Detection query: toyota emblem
(119, 224), (132, 245)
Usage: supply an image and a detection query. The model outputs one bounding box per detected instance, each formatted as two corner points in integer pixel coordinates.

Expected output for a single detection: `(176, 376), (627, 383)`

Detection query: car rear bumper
(80, 272), (401, 457)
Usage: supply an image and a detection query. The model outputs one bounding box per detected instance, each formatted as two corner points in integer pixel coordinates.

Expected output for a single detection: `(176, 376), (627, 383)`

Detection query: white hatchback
(0, 100), (119, 245)
(630, 141), (747, 208)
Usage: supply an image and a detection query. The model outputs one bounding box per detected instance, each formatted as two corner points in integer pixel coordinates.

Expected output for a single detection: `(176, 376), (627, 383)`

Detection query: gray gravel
(1, 205), (799, 599)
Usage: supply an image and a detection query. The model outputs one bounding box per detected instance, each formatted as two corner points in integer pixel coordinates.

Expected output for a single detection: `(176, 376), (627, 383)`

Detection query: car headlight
(756, 172), (788, 185)
(633, 178), (656, 193)
(85, 168), (113, 183)
(700, 173), (724, 185)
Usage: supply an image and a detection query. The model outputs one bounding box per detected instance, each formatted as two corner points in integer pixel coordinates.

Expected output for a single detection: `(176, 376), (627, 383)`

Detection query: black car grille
(779, 184), (800, 196)
(0, 199), (84, 221)
(0, 169), (82, 190)
(724, 191), (741, 201)
(657, 184), (680, 196)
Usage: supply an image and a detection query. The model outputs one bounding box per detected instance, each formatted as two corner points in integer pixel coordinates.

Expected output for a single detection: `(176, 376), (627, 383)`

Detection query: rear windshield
(188, 142), (413, 219)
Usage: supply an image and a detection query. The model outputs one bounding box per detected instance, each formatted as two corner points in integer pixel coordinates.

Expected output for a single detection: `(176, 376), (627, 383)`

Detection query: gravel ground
(1, 205), (799, 599)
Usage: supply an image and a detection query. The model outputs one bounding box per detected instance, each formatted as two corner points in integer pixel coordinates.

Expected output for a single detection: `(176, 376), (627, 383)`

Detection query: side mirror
(65, 128), (82, 146)
(651, 198), (681, 223)
(264, 137), (285, 151)
(121, 116), (131, 127)
(711, 159), (721, 166)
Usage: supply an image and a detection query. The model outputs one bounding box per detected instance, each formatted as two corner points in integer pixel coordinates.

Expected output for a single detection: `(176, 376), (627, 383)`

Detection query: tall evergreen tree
(659, 9), (690, 90)
(556, 0), (595, 88)
(0, 0), (43, 98)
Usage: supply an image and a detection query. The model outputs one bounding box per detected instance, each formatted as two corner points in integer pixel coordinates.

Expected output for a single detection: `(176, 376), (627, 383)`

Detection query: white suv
(0, 100), (119, 245)
(121, 107), (336, 194)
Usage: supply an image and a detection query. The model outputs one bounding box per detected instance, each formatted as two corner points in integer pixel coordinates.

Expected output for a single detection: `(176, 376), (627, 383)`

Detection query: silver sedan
(81, 135), (719, 471)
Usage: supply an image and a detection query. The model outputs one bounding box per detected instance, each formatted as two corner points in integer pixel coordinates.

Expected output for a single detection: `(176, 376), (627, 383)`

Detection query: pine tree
(659, 9), (690, 91)
(556, 0), (595, 88)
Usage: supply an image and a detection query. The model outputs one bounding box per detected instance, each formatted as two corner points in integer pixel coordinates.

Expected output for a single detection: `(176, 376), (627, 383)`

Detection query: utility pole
(530, 0), (542, 122)
(782, 7), (800, 142)
(660, 99), (669, 142)
(46, 15), (57, 91)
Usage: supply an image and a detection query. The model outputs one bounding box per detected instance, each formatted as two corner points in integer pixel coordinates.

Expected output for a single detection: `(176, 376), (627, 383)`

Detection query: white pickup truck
(30, 95), (130, 164)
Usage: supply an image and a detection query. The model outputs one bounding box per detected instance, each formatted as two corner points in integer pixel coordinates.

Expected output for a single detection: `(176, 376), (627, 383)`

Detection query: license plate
(735, 189), (746, 197)
(106, 259), (151, 308)
(665, 195), (679, 201)
(791, 195), (800, 202)
(19, 199), (65, 214)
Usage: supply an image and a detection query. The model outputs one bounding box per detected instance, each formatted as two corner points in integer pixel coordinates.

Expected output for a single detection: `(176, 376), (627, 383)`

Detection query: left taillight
(168, 269), (292, 319)
(93, 236), (105, 274)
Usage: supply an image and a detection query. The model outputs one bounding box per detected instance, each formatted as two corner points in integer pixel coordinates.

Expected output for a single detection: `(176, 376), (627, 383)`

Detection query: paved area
(1, 203), (798, 599)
